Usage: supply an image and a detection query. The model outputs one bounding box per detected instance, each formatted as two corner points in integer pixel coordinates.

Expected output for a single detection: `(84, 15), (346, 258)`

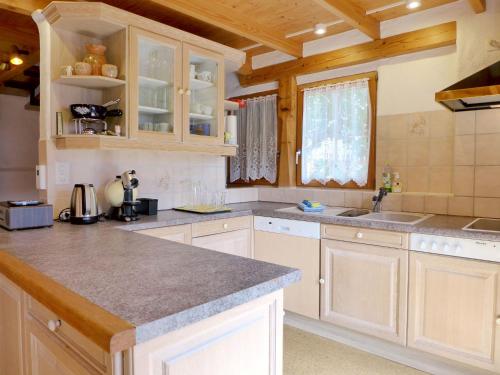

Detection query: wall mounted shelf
(55, 135), (237, 156)
(190, 78), (214, 90)
(54, 75), (126, 89)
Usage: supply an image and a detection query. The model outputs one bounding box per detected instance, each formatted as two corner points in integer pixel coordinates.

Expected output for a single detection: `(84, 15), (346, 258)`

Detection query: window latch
(295, 150), (301, 165)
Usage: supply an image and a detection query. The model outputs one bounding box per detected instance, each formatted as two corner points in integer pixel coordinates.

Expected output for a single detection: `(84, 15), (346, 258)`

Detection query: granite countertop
(1, 200), (499, 350)
(0, 202), (300, 346)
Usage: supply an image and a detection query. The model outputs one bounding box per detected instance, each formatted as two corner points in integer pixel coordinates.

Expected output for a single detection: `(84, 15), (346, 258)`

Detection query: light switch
(55, 162), (71, 185)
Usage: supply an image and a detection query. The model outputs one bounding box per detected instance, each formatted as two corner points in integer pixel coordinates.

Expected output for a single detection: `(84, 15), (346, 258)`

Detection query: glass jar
(83, 44), (107, 76)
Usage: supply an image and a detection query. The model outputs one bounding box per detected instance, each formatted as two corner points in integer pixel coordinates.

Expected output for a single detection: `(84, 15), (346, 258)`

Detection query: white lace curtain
(230, 94), (278, 183)
(301, 78), (371, 186)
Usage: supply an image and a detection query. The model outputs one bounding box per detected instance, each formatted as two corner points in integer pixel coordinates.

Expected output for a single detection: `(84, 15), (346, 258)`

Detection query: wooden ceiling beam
(0, 26), (38, 48)
(0, 0), (49, 15)
(313, 0), (380, 40)
(148, 0), (303, 57)
(0, 50), (39, 87)
(468, 0), (486, 13)
(239, 22), (456, 87)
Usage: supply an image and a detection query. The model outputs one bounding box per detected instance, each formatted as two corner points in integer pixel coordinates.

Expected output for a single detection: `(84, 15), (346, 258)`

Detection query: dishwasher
(254, 216), (321, 319)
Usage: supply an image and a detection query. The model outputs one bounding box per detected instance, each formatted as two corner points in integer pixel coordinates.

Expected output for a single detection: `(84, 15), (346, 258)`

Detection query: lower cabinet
(25, 317), (100, 375)
(192, 228), (252, 258)
(132, 291), (283, 375)
(254, 230), (320, 319)
(0, 274), (25, 375)
(136, 224), (192, 244)
(408, 252), (500, 372)
(320, 239), (408, 345)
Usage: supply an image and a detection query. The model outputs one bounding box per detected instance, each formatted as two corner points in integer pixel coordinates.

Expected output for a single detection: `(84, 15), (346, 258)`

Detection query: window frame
(296, 71), (377, 190)
(226, 89), (281, 188)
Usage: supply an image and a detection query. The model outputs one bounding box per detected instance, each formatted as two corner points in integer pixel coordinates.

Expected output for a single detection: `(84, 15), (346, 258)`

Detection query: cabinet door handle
(319, 278), (325, 284)
(185, 89), (191, 96)
(47, 319), (62, 332)
(178, 88), (184, 95)
(356, 232), (363, 239)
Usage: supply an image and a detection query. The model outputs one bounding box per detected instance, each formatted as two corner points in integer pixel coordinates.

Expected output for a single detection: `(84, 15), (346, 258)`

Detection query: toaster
(0, 201), (53, 230)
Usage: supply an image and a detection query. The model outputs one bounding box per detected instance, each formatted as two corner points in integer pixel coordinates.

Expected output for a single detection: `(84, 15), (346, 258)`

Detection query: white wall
(0, 94), (39, 201)
(52, 150), (227, 213)
(227, 0), (499, 116)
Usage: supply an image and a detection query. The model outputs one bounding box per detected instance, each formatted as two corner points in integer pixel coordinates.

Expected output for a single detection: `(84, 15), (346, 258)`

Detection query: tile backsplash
(260, 108), (500, 219)
(53, 150), (258, 214)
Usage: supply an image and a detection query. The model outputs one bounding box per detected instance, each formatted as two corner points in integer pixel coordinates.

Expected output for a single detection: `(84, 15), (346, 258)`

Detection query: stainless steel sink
(355, 211), (432, 225)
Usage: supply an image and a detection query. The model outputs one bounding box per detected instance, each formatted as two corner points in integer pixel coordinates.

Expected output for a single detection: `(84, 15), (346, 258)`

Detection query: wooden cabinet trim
(192, 216), (252, 238)
(320, 239), (408, 345)
(0, 251), (135, 354)
(321, 224), (409, 249)
(408, 252), (500, 371)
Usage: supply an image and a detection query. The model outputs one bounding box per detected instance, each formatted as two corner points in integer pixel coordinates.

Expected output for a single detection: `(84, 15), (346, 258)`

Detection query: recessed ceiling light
(314, 23), (327, 35)
(406, 0), (422, 9)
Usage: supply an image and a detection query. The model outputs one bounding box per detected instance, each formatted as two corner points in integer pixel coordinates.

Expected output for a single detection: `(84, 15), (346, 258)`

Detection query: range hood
(435, 60), (500, 112)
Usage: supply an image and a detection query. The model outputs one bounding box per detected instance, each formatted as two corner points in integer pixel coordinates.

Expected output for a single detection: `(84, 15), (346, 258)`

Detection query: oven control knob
(443, 243), (451, 252)
(419, 241), (427, 250)
(431, 242), (438, 251)
(453, 244), (462, 252)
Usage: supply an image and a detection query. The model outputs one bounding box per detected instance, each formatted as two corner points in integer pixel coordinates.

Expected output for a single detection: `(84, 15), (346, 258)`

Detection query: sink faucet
(372, 188), (388, 212)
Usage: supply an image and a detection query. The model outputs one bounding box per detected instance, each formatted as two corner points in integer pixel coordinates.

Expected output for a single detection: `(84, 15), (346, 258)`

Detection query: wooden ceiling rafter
(313, 0), (380, 40)
(468, 0), (486, 13)
(0, 0), (49, 15)
(239, 21), (457, 86)
(147, 0), (303, 57)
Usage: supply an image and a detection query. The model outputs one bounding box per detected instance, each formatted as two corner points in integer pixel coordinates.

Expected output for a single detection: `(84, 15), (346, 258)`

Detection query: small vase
(83, 44), (107, 76)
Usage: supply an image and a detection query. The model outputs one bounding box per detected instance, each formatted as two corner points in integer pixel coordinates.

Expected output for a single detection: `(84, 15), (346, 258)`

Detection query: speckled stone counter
(1, 200), (498, 349)
(0, 204), (300, 345)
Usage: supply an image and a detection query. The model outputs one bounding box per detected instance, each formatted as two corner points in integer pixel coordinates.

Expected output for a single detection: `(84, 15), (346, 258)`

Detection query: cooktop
(463, 218), (500, 233)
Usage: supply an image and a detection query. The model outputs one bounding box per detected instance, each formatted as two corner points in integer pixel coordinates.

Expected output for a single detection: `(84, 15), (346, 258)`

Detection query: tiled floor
(284, 326), (427, 375)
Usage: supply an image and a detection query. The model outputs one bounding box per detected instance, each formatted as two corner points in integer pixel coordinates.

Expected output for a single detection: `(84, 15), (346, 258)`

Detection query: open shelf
(190, 78), (214, 90)
(139, 105), (170, 115)
(55, 135), (236, 156)
(189, 113), (214, 120)
(138, 76), (170, 88)
(54, 75), (126, 89)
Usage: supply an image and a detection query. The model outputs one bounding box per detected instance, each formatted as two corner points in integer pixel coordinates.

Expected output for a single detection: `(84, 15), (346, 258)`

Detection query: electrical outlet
(55, 162), (71, 185)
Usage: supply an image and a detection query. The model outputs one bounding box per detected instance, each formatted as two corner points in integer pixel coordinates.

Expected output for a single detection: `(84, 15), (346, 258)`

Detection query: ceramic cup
(101, 64), (118, 78)
(191, 102), (202, 113)
(201, 104), (213, 115)
(197, 71), (212, 82)
(74, 62), (91, 75)
(60, 65), (73, 77)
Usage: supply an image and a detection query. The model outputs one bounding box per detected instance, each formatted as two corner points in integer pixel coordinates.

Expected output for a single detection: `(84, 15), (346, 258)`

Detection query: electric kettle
(70, 183), (99, 224)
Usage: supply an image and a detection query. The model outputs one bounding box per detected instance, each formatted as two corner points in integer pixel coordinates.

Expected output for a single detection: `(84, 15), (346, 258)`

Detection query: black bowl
(70, 104), (107, 119)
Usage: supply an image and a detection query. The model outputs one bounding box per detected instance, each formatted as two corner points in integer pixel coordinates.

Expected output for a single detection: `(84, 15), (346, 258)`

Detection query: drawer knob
(178, 88), (184, 95)
(496, 317), (500, 325)
(48, 319), (61, 332)
(356, 232), (363, 239)
(185, 89), (191, 96)
(319, 278), (325, 284)
(223, 223), (228, 229)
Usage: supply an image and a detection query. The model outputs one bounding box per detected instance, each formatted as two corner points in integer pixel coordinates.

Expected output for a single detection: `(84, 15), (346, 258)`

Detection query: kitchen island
(0, 206), (300, 375)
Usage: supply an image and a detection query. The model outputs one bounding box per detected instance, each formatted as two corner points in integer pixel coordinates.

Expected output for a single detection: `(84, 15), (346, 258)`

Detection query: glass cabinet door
(182, 43), (224, 144)
(130, 27), (182, 142)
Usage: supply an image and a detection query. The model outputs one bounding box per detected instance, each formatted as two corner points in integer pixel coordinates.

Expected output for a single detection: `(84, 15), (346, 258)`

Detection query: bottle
(392, 172), (402, 193)
(382, 165), (392, 192)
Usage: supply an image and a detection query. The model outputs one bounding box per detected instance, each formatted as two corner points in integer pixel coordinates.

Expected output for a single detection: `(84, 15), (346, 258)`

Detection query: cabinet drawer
(137, 224), (192, 244)
(192, 216), (252, 237)
(26, 296), (111, 373)
(321, 224), (408, 249)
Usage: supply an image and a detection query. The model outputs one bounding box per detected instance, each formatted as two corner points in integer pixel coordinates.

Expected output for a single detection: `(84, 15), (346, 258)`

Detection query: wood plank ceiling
(0, 0), (483, 89)
(94, 0), (461, 57)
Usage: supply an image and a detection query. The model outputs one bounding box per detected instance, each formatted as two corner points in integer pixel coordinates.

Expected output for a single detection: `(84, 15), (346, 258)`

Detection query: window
(297, 72), (377, 189)
(227, 90), (280, 187)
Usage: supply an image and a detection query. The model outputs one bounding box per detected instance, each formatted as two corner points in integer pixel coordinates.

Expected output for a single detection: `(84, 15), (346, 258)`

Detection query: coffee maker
(105, 170), (140, 222)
